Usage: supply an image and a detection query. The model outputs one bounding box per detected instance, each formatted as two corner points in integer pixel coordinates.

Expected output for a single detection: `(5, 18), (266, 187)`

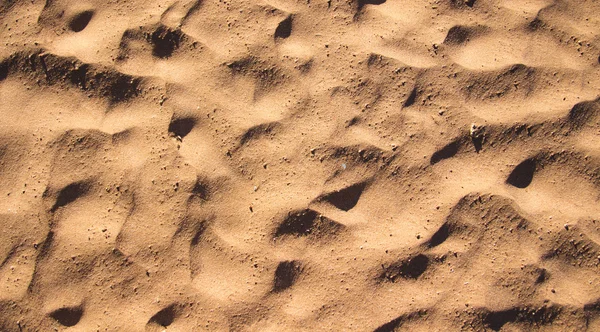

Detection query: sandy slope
(1, 0), (600, 331)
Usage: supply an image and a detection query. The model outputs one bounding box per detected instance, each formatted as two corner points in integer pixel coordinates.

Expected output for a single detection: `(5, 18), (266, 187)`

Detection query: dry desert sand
(1, 0), (600, 331)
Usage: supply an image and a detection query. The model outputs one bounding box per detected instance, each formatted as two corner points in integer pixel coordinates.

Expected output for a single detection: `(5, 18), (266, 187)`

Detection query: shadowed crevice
(506, 158), (536, 188)
(320, 182), (367, 211)
(69, 10), (94, 32)
(358, 0), (386, 11)
(274, 15), (293, 39)
(274, 209), (344, 239)
(403, 87), (417, 107)
(168, 117), (196, 139)
(273, 260), (302, 292)
(381, 254), (430, 281)
(430, 140), (460, 164)
(50, 181), (90, 212)
(148, 304), (177, 327)
(50, 306), (83, 327)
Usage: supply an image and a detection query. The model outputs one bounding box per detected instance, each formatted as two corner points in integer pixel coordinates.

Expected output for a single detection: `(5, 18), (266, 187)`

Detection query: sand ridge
(1, 0), (600, 331)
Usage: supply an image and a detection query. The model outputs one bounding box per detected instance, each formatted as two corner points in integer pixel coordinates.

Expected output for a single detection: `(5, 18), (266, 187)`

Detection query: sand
(1, 0), (600, 331)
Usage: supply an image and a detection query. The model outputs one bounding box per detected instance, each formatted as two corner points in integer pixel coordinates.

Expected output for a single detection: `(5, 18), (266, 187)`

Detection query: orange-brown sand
(1, 0), (600, 331)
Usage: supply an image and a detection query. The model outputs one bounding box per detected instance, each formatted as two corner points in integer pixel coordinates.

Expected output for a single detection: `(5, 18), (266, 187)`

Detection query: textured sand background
(1, 0), (600, 331)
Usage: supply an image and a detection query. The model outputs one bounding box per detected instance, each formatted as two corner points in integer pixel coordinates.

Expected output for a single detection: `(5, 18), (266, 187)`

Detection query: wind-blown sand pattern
(1, 0), (600, 331)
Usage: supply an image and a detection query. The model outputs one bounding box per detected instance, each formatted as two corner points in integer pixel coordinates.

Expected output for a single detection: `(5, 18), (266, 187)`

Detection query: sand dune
(1, 0), (600, 330)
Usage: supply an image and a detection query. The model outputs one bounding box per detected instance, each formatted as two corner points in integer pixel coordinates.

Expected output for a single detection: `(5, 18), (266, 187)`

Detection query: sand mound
(1, 0), (599, 330)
